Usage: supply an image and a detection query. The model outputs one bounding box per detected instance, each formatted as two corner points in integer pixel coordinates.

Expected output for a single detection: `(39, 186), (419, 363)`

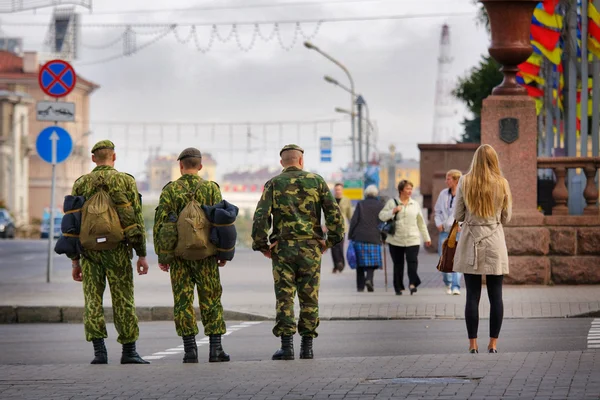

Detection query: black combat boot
(91, 338), (108, 364)
(299, 336), (313, 359)
(272, 335), (294, 360)
(208, 334), (230, 362)
(182, 335), (198, 363)
(120, 342), (150, 364)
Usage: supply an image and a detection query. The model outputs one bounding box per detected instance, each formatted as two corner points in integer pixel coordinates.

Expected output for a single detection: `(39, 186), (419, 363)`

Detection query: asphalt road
(0, 319), (593, 365)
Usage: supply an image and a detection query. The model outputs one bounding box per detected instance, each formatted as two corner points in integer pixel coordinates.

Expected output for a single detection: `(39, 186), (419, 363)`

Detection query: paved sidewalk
(1, 244), (600, 322)
(1, 351), (599, 399)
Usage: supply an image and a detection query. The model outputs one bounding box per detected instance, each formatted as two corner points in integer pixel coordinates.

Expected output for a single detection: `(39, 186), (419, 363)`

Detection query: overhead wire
(0, 11), (475, 28)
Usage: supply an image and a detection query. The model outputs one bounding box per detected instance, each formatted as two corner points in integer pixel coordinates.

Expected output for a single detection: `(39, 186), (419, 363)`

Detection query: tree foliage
(453, 56), (503, 143)
(451, 1), (499, 143)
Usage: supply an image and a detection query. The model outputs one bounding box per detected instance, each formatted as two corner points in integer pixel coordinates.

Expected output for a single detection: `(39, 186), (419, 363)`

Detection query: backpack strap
(176, 180), (203, 201)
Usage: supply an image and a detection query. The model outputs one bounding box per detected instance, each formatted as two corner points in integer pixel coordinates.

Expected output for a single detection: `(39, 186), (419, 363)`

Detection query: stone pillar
(481, 96), (544, 224)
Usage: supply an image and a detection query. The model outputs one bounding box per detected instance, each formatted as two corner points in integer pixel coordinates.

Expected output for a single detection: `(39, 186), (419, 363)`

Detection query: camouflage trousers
(271, 239), (322, 338)
(169, 257), (226, 337)
(81, 244), (139, 344)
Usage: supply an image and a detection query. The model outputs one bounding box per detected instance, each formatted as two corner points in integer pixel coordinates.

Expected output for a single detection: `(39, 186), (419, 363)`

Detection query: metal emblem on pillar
(499, 117), (519, 144)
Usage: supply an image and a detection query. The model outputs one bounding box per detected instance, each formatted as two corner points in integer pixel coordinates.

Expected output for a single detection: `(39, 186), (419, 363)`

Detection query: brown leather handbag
(436, 221), (459, 273)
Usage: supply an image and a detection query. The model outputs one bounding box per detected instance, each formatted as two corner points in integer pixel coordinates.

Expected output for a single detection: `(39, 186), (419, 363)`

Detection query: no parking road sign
(38, 60), (76, 98)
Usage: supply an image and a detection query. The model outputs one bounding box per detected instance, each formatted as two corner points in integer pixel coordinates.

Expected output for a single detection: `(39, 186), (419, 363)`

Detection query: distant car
(0, 209), (16, 239)
(40, 215), (63, 239)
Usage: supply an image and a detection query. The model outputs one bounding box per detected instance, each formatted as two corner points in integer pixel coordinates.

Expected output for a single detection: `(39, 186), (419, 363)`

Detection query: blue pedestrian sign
(320, 136), (332, 162)
(36, 126), (73, 164)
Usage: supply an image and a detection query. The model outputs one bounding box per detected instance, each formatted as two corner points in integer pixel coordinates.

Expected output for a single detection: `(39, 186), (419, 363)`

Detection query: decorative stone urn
(480, 0), (539, 95)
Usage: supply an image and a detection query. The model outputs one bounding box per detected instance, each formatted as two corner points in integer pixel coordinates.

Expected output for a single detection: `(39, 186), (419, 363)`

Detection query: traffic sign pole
(38, 60), (76, 283)
(46, 131), (60, 283)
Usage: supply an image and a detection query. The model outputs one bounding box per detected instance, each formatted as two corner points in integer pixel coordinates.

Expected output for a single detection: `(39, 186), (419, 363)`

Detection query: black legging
(388, 244), (421, 293)
(464, 274), (504, 339)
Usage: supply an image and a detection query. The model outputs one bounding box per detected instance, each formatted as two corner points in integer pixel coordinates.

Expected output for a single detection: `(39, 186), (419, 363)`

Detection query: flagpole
(582, 0), (590, 158)
(593, 0), (600, 161)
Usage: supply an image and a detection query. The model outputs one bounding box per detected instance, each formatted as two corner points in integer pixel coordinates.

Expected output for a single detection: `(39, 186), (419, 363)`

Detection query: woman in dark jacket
(348, 185), (385, 292)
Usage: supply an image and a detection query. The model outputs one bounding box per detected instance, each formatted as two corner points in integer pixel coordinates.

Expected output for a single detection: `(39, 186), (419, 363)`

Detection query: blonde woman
(434, 169), (463, 295)
(453, 144), (512, 354)
(379, 180), (431, 295)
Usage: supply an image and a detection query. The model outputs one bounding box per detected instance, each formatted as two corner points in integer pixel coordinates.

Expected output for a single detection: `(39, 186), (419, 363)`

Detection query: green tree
(453, 56), (503, 143)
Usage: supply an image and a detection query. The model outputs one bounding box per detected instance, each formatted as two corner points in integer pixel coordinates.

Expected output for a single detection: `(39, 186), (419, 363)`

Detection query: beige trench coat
(453, 176), (512, 276)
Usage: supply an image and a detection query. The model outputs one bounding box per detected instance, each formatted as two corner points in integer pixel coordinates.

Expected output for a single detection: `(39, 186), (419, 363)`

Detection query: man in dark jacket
(348, 185), (385, 292)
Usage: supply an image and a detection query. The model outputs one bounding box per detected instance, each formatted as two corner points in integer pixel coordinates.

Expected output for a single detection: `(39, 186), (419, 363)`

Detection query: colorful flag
(533, 5), (564, 30)
(531, 24), (561, 50)
(532, 40), (563, 64)
(543, 0), (559, 14)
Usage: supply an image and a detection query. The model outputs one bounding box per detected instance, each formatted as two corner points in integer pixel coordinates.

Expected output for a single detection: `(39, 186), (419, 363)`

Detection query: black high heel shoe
(488, 348), (497, 353)
(469, 349), (478, 354)
(409, 285), (417, 295)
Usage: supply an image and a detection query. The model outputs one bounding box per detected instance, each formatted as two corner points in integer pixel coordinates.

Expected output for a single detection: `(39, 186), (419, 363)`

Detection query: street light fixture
(304, 41), (357, 169)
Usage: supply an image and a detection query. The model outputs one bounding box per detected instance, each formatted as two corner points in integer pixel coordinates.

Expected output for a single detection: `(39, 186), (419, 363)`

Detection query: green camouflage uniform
(251, 145), (344, 338)
(153, 174), (226, 337)
(72, 159), (146, 345)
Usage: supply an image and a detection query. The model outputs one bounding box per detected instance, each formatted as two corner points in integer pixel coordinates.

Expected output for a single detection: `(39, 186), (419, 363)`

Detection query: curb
(0, 306), (271, 324)
(3, 306), (599, 323)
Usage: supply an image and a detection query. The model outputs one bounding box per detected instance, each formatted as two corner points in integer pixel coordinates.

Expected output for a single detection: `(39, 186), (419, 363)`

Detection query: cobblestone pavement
(0, 351), (598, 399)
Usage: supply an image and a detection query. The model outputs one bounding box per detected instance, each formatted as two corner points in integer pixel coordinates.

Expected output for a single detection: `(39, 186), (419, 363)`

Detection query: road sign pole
(47, 131), (59, 283)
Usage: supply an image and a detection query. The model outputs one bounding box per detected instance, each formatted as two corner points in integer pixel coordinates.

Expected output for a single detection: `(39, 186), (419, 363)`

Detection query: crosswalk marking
(588, 319), (600, 350)
(143, 321), (263, 360)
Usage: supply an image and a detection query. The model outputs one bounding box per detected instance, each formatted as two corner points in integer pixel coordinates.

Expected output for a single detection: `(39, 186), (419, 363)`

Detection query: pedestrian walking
(348, 185), (385, 292)
(331, 183), (353, 274)
(434, 169), (463, 295)
(153, 147), (230, 363)
(378, 180), (431, 295)
(453, 144), (512, 354)
(251, 144), (344, 360)
(70, 140), (150, 365)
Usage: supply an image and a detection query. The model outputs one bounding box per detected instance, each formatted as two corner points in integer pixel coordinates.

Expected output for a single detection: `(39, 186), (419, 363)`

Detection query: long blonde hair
(462, 144), (511, 218)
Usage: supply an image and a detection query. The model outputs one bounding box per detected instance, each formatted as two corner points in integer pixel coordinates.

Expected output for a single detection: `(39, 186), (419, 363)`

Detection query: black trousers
(331, 238), (345, 272)
(388, 244), (421, 293)
(464, 274), (504, 339)
(356, 267), (375, 290)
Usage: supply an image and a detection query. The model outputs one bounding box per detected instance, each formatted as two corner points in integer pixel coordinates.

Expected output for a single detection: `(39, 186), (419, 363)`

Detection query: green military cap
(177, 147), (202, 161)
(280, 144), (304, 156)
(91, 140), (115, 153)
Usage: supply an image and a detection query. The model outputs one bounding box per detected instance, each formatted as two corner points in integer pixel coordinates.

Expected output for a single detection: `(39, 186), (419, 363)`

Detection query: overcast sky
(7, 0), (490, 180)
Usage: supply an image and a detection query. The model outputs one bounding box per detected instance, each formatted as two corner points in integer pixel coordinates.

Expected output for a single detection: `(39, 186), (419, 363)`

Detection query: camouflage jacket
(251, 166), (344, 252)
(153, 174), (222, 264)
(72, 165), (147, 257)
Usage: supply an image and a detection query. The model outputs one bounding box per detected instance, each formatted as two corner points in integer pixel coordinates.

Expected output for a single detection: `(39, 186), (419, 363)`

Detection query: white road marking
(588, 319), (600, 350)
(143, 321), (263, 360)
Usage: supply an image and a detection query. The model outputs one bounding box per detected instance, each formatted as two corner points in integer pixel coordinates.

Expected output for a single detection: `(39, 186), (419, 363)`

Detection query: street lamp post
(304, 41), (356, 169)
(328, 76), (373, 167)
(355, 95), (366, 168)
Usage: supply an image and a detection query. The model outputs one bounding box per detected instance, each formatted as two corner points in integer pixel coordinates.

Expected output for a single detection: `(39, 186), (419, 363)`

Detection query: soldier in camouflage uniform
(71, 140), (150, 365)
(251, 144), (344, 360)
(153, 147), (230, 364)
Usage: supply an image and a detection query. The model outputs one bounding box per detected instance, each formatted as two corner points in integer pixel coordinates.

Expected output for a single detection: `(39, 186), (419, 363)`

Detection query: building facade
(147, 152), (217, 193)
(0, 90), (33, 226)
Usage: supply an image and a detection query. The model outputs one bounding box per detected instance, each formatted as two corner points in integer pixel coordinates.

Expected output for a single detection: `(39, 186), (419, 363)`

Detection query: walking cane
(383, 243), (388, 292)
